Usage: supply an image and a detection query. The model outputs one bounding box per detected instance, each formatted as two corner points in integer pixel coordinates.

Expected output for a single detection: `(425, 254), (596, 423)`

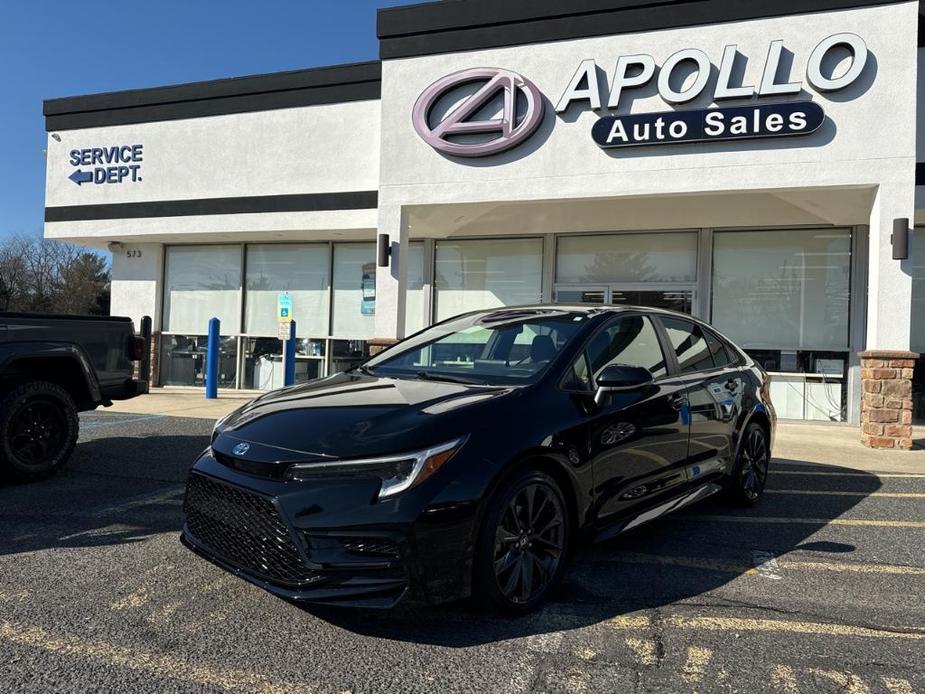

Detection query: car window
(562, 351), (592, 391)
(585, 315), (668, 379)
(366, 309), (589, 385)
(703, 329), (731, 368)
(723, 342), (742, 366)
(661, 317), (715, 374)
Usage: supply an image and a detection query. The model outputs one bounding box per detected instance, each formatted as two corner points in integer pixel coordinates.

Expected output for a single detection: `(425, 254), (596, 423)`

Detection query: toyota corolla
(181, 306), (774, 612)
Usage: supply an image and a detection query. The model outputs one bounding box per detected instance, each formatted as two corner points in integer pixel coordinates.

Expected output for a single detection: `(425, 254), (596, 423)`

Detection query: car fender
(0, 342), (103, 405)
(730, 402), (773, 468)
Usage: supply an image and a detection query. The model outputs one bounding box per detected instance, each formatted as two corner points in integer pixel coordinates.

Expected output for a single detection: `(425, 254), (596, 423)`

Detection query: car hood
(213, 371), (516, 462)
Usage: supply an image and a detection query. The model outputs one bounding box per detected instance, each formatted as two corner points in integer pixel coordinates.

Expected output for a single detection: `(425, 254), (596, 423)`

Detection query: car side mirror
(594, 364), (654, 405)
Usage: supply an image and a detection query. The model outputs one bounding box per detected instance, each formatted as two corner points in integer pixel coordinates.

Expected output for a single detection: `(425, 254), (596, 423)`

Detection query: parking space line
(610, 552), (758, 575)
(110, 588), (149, 611)
(681, 646), (712, 684)
(882, 677), (916, 694)
(772, 471), (925, 478)
(79, 414), (166, 430)
(677, 515), (925, 528)
(782, 560), (925, 576)
(624, 637), (658, 666)
(0, 619), (317, 694)
(766, 490), (925, 498)
(607, 614), (925, 640)
(810, 669), (870, 694)
(0, 588), (31, 603)
(770, 664), (799, 693)
(609, 552), (925, 576)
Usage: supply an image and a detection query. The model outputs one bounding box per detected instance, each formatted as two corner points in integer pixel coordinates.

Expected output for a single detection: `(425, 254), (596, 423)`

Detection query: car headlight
(285, 437), (467, 500)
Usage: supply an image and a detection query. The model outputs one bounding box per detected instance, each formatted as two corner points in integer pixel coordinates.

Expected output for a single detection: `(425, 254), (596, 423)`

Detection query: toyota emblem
(232, 442), (251, 456)
(412, 67), (545, 157)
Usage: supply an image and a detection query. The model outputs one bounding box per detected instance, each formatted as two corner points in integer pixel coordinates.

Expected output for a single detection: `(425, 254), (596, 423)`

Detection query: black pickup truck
(0, 313), (150, 480)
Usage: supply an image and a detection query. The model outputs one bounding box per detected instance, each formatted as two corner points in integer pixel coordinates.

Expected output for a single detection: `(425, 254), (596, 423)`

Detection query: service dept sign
(67, 144), (144, 185)
(412, 33), (868, 156)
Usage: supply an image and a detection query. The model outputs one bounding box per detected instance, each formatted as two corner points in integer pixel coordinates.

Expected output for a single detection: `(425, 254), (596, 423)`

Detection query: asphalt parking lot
(1, 411), (923, 693)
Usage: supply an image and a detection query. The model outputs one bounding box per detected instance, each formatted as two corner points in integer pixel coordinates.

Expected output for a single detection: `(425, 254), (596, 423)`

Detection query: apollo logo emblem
(412, 67), (545, 157)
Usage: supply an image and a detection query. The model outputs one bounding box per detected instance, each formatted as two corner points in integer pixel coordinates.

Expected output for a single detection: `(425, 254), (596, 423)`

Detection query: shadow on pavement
(308, 458), (881, 647)
(0, 434), (209, 557)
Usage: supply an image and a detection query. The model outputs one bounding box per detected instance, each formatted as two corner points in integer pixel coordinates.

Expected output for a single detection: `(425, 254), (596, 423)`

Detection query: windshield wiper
(415, 370), (482, 385)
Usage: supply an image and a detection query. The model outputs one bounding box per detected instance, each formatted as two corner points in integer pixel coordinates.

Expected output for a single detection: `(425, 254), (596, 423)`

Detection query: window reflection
(160, 335), (237, 387)
(242, 337), (326, 390)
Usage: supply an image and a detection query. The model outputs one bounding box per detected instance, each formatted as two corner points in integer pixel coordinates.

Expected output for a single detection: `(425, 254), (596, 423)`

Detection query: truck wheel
(0, 381), (79, 481)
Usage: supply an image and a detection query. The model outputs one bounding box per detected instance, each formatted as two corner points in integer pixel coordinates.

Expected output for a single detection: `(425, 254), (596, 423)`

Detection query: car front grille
(183, 473), (315, 586)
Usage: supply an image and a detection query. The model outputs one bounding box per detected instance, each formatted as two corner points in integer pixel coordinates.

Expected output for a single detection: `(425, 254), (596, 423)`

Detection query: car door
(559, 313), (691, 530)
(657, 317), (745, 473)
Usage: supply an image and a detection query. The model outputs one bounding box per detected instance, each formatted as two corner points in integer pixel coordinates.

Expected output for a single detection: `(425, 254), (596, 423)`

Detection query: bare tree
(0, 234), (110, 315)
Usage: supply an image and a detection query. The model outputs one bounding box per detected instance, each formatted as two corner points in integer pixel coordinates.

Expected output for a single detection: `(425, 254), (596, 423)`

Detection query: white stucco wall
(109, 242), (163, 330)
(44, 99), (381, 244)
(46, 100), (380, 206)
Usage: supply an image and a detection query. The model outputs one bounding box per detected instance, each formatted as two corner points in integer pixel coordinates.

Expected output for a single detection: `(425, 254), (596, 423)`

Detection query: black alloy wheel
(729, 423), (769, 505)
(0, 381), (79, 481)
(477, 470), (570, 612)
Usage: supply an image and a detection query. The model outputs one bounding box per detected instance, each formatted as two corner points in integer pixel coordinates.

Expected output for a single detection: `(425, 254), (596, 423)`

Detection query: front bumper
(180, 453), (478, 608)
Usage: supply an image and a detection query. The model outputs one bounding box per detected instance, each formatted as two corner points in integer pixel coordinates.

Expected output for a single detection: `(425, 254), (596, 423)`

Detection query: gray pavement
(0, 411), (923, 693)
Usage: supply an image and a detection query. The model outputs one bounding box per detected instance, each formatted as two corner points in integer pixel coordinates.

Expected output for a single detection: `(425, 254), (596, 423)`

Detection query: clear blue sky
(0, 0), (411, 240)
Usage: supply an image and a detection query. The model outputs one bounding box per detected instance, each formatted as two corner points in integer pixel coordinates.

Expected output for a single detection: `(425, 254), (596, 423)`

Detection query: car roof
(476, 303), (693, 320)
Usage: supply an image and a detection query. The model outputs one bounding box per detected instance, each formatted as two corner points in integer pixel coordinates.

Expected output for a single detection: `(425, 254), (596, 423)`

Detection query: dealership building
(42, 0), (925, 439)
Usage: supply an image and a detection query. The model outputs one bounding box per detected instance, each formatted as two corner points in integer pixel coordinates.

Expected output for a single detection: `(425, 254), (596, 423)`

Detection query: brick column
(149, 332), (161, 385)
(367, 338), (398, 357)
(859, 350), (918, 449)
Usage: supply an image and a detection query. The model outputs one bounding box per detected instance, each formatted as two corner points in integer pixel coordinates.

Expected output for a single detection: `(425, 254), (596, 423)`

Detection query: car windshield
(364, 309), (590, 386)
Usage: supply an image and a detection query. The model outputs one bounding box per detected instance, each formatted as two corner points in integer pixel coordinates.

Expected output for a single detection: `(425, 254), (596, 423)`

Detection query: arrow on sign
(69, 169), (93, 185)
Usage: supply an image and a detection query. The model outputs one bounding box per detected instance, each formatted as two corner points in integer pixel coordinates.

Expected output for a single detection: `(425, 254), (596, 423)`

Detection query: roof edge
(44, 60), (382, 131)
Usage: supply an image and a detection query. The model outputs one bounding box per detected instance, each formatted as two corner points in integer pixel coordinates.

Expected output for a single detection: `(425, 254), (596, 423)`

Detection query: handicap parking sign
(277, 292), (293, 322)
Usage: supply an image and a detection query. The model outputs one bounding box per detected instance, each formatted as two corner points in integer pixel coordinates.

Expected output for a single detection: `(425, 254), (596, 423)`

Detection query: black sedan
(181, 306), (775, 612)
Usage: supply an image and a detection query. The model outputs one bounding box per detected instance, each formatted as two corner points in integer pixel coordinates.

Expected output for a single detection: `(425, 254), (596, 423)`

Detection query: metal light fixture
(377, 233), (391, 267)
(891, 218), (909, 260)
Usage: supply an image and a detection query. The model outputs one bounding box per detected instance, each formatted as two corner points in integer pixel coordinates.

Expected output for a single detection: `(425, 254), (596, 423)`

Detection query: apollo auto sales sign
(411, 33), (868, 156)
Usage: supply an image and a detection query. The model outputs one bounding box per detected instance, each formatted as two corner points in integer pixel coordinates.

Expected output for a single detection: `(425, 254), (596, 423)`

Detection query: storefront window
(332, 243), (377, 339)
(160, 334), (237, 388)
(711, 229), (851, 350)
(244, 244), (329, 337)
(434, 238), (543, 322)
(331, 339), (370, 374)
(241, 337), (325, 390)
(556, 233), (697, 284)
(163, 246), (242, 335)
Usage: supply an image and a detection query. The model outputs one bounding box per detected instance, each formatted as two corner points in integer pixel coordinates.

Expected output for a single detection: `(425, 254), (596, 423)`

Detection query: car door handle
(667, 394), (685, 410)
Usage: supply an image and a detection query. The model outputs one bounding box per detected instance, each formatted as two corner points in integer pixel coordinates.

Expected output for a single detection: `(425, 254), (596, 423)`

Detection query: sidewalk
(103, 389), (924, 473)
(773, 421), (924, 474)
(104, 388), (254, 419)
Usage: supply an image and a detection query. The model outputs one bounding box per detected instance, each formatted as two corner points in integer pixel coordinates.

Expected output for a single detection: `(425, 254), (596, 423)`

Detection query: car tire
(0, 381), (79, 482)
(474, 469), (571, 614)
(725, 422), (770, 506)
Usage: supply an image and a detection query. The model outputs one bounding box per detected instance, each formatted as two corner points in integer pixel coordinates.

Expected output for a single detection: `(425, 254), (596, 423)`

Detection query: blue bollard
(205, 317), (220, 399)
(284, 320), (297, 387)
